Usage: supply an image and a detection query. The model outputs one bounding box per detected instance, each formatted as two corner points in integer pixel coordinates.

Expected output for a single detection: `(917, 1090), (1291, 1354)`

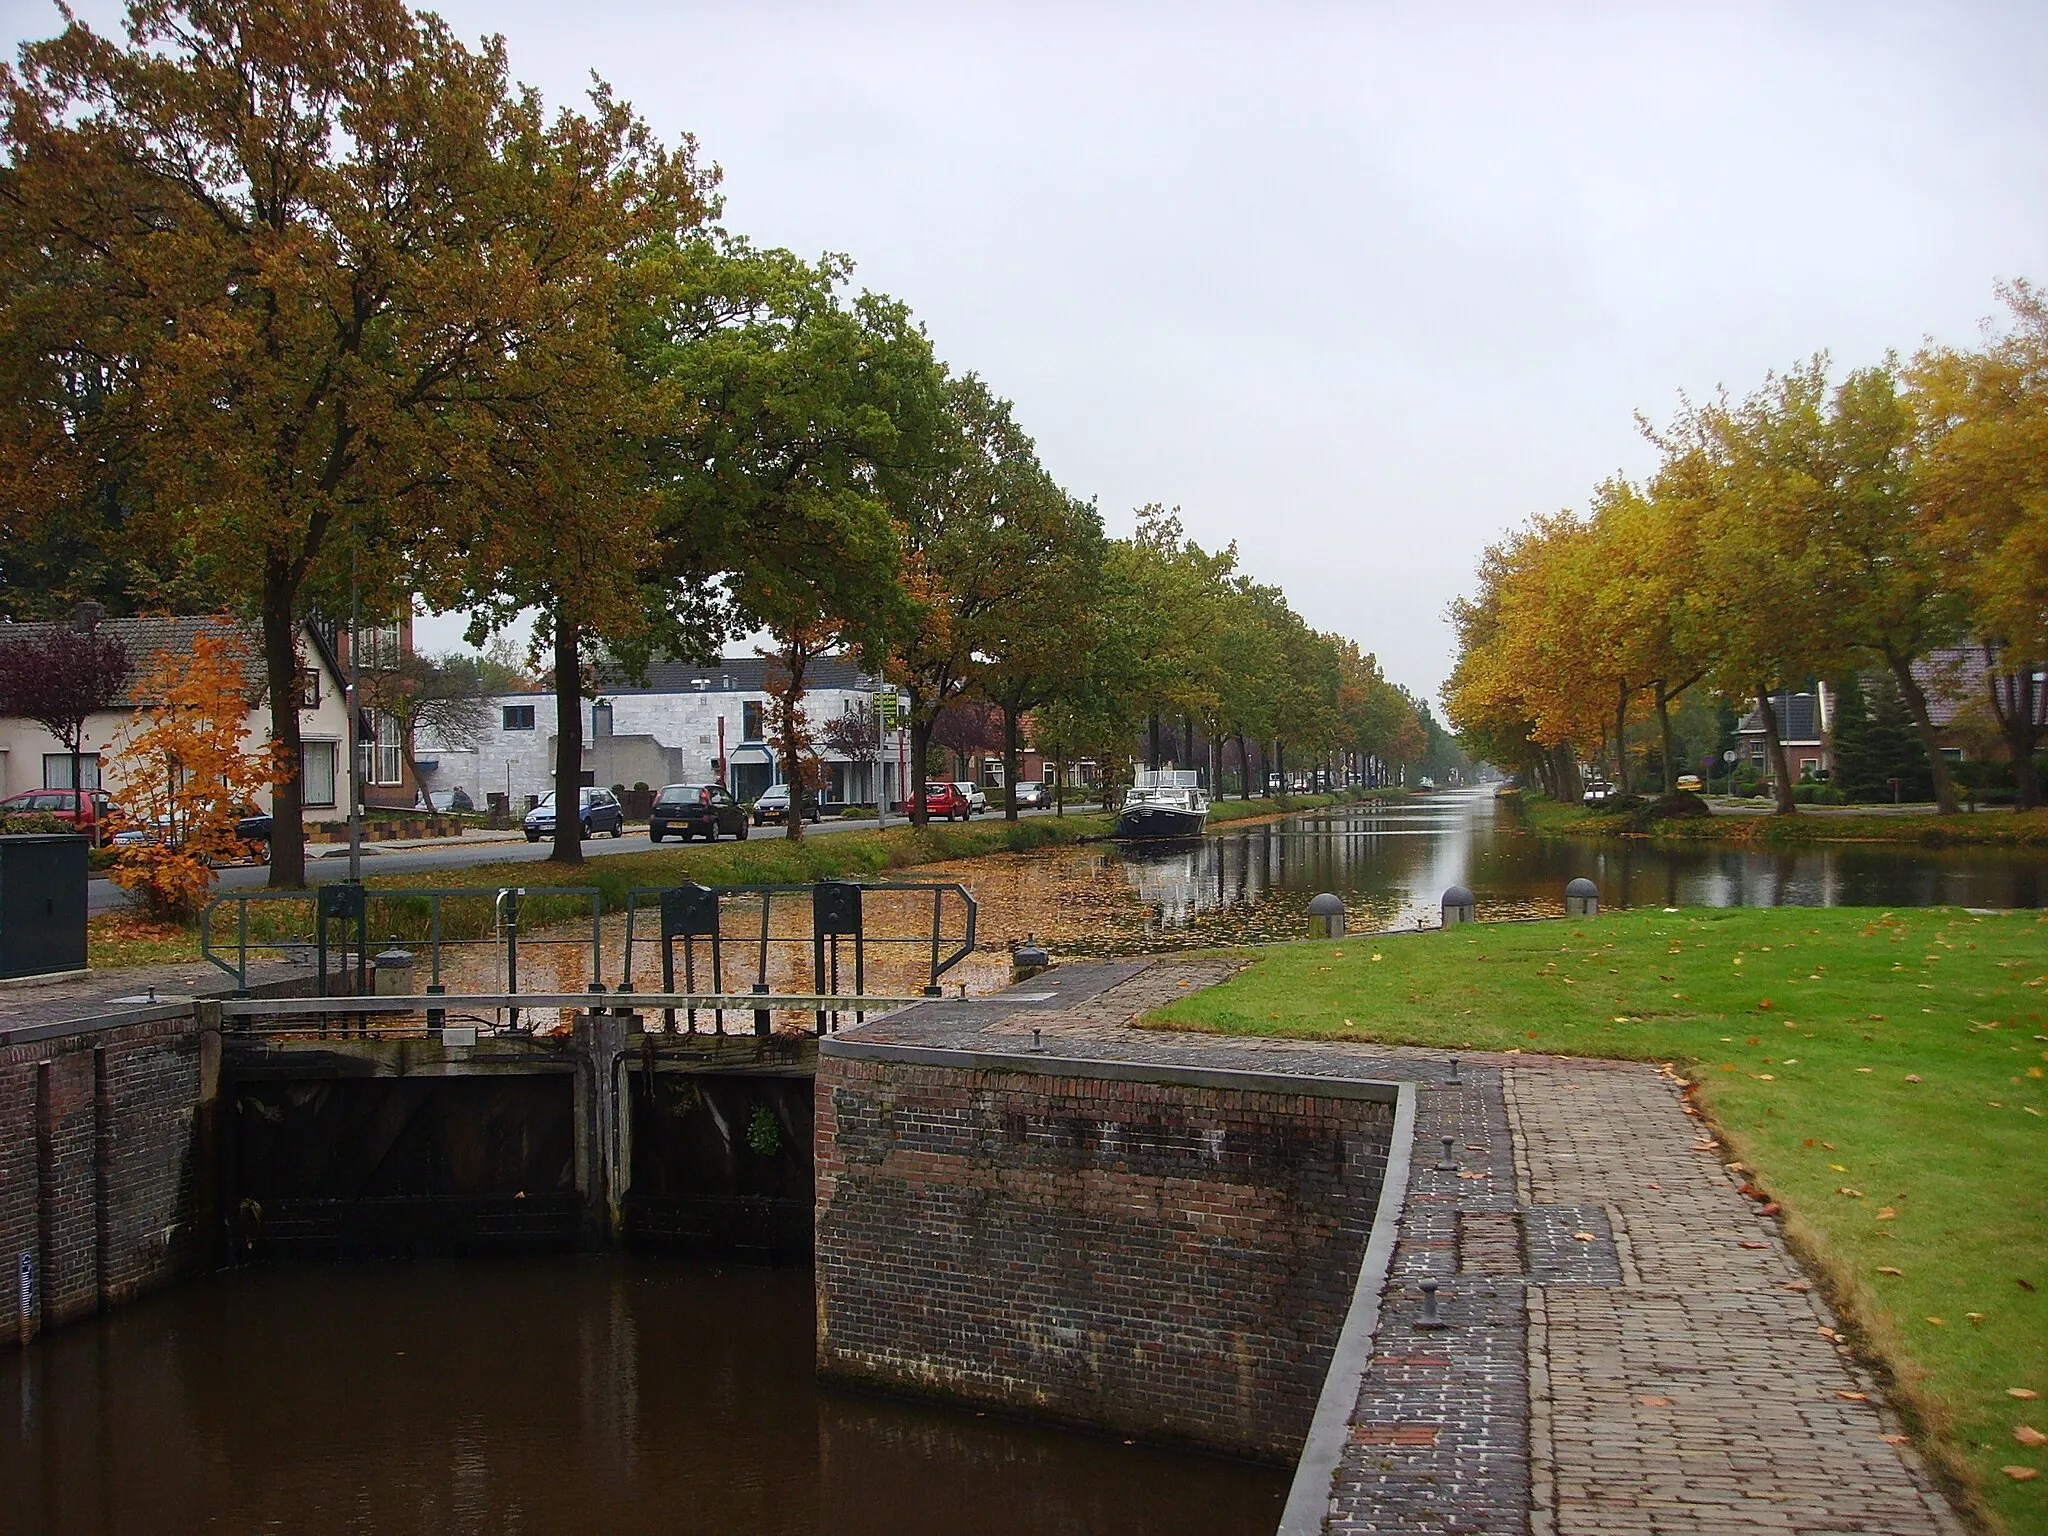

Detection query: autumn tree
(0, 0), (574, 885)
(106, 629), (280, 920)
(0, 605), (131, 793)
(975, 491), (1105, 817)
(1910, 281), (2048, 807)
(886, 378), (1081, 825)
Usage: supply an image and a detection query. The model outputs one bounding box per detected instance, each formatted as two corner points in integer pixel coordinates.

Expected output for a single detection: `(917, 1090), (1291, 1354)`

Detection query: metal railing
(620, 879), (976, 1035)
(199, 877), (977, 1037)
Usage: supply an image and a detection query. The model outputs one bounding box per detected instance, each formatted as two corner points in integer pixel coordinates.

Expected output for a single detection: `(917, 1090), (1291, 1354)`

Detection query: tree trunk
(772, 652), (811, 842)
(1884, 649), (1958, 815)
(1987, 656), (2043, 811)
(261, 571), (307, 888)
(1654, 682), (1676, 794)
(1054, 750), (1065, 816)
(1002, 702), (1021, 821)
(1181, 714), (1194, 767)
(551, 609), (585, 864)
(908, 700), (934, 827)
(1235, 733), (1252, 798)
(1274, 740), (1286, 794)
(1756, 684), (1796, 816)
(1147, 713), (1161, 772)
(1612, 680), (1631, 794)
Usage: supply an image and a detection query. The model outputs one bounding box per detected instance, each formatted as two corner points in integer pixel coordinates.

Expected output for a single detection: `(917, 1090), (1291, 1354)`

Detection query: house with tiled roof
(1734, 685), (1835, 780)
(0, 614), (355, 816)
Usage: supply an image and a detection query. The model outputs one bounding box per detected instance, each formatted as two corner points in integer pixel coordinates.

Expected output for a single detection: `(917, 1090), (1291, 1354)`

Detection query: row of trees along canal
(1444, 281), (2048, 815)
(0, 0), (1442, 885)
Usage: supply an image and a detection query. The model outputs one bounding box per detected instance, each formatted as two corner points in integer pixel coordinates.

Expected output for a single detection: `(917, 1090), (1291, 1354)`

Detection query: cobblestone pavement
(847, 960), (1967, 1536)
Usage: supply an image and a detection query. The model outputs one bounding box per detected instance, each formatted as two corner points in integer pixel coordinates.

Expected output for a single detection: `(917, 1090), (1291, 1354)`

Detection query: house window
(1799, 758), (1820, 776)
(357, 711), (403, 785)
(294, 667), (321, 709)
(742, 700), (765, 740)
(359, 620), (402, 673)
(43, 754), (101, 790)
(503, 705), (536, 731)
(301, 741), (338, 807)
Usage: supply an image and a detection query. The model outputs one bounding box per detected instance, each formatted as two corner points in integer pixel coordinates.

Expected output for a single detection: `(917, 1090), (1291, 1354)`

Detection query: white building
(417, 654), (910, 813)
(0, 614), (356, 814)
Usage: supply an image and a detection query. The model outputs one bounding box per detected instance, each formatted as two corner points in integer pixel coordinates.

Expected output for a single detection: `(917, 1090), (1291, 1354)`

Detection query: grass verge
(1512, 791), (2048, 849)
(1147, 905), (2048, 1533)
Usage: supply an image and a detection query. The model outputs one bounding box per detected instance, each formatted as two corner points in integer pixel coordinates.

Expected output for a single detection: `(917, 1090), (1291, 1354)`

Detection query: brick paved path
(1507, 1061), (1962, 1536)
(849, 960), (1967, 1536)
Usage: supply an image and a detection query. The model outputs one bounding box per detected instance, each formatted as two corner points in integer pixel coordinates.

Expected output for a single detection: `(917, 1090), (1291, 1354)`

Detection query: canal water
(922, 789), (2048, 962)
(0, 1258), (1290, 1535)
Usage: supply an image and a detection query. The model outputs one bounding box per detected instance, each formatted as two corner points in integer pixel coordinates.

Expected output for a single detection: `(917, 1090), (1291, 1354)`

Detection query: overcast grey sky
(8, 2), (2045, 706)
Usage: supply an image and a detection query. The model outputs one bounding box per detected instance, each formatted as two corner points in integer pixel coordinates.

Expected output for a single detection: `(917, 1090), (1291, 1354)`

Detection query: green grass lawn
(1149, 905), (2048, 1534)
(1515, 790), (2048, 848)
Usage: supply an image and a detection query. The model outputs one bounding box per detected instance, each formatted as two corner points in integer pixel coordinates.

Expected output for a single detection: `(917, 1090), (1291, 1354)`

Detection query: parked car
(1675, 773), (1704, 794)
(524, 787), (626, 842)
(0, 786), (117, 843)
(916, 781), (973, 821)
(953, 781), (988, 815)
(649, 783), (749, 842)
(750, 782), (821, 826)
(427, 787), (475, 813)
(1581, 779), (1616, 806)
(233, 809), (272, 864)
(1012, 780), (1049, 809)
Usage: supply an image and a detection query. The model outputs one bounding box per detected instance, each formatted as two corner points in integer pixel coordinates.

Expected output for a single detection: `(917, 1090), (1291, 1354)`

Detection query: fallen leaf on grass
(1876, 1207), (1897, 1220)
(1817, 1326), (1838, 1340)
(2003, 1467), (2039, 1482)
(2010, 1389), (2040, 1400)
(2021, 1279), (2038, 1293)
(1968, 1313), (1986, 1326)
(1925, 1317), (1946, 1326)
(1882, 1433), (1908, 1445)
(1877, 1266), (1903, 1276)
(2016, 1426), (2048, 1448)
(1830, 1163), (1848, 1172)
(1904, 1074), (1923, 1083)
(1783, 1280), (1812, 1292)
(1759, 1201), (1780, 1216)
(1836, 1187), (1865, 1198)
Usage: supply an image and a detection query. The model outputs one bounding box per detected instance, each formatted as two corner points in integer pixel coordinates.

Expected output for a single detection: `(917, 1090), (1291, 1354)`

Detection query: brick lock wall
(1, 1014), (211, 1341)
(814, 1051), (1394, 1462)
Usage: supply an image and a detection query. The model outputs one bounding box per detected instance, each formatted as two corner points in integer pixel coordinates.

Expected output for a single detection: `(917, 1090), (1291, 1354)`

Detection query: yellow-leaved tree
(106, 631), (283, 921)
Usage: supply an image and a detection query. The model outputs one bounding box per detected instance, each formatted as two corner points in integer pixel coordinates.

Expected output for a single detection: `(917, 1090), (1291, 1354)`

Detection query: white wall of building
(418, 681), (910, 811)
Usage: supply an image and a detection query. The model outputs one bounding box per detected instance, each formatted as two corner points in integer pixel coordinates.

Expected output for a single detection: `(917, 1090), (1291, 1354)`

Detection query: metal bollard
(1012, 935), (1051, 984)
(1565, 877), (1600, 917)
(1437, 1135), (1458, 1171)
(1307, 892), (1346, 940)
(372, 943), (414, 997)
(1441, 885), (1476, 927)
(1447, 1056), (1462, 1085)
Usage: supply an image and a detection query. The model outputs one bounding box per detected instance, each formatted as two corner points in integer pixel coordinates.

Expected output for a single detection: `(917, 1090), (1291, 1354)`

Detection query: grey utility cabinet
(0, 834), (89, 980)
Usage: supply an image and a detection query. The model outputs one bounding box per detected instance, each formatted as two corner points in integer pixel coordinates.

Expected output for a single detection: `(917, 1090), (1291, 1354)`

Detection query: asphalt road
(87, 806), (1078, 913)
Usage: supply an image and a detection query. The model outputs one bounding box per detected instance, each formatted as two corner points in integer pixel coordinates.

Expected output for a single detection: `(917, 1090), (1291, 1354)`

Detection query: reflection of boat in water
(1113, 771), (1211, 840)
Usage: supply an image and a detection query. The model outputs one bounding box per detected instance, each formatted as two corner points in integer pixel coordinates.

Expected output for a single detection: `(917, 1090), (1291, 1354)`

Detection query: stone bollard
(1564, 877), (1600, 917)
(1011, 935), (1051, 985)
(1441, 885), (1476, 927)
(372, 943), (415, 997)
(1307, 892), (1346, 940)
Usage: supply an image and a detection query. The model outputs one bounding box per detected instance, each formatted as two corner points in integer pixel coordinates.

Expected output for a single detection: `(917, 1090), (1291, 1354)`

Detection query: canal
(921, 789), (2048, 962)
(0, 1258), (1290, 1535)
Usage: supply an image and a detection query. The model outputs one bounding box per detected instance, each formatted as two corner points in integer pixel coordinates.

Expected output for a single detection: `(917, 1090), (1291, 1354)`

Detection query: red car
(915, 782), (973, 821)
(0, 787), (117, 843)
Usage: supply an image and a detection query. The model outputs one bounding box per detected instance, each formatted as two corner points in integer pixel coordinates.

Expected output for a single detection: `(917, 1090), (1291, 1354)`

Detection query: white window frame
(44, 753), (102, 790)
(301, 741), (338, 808)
